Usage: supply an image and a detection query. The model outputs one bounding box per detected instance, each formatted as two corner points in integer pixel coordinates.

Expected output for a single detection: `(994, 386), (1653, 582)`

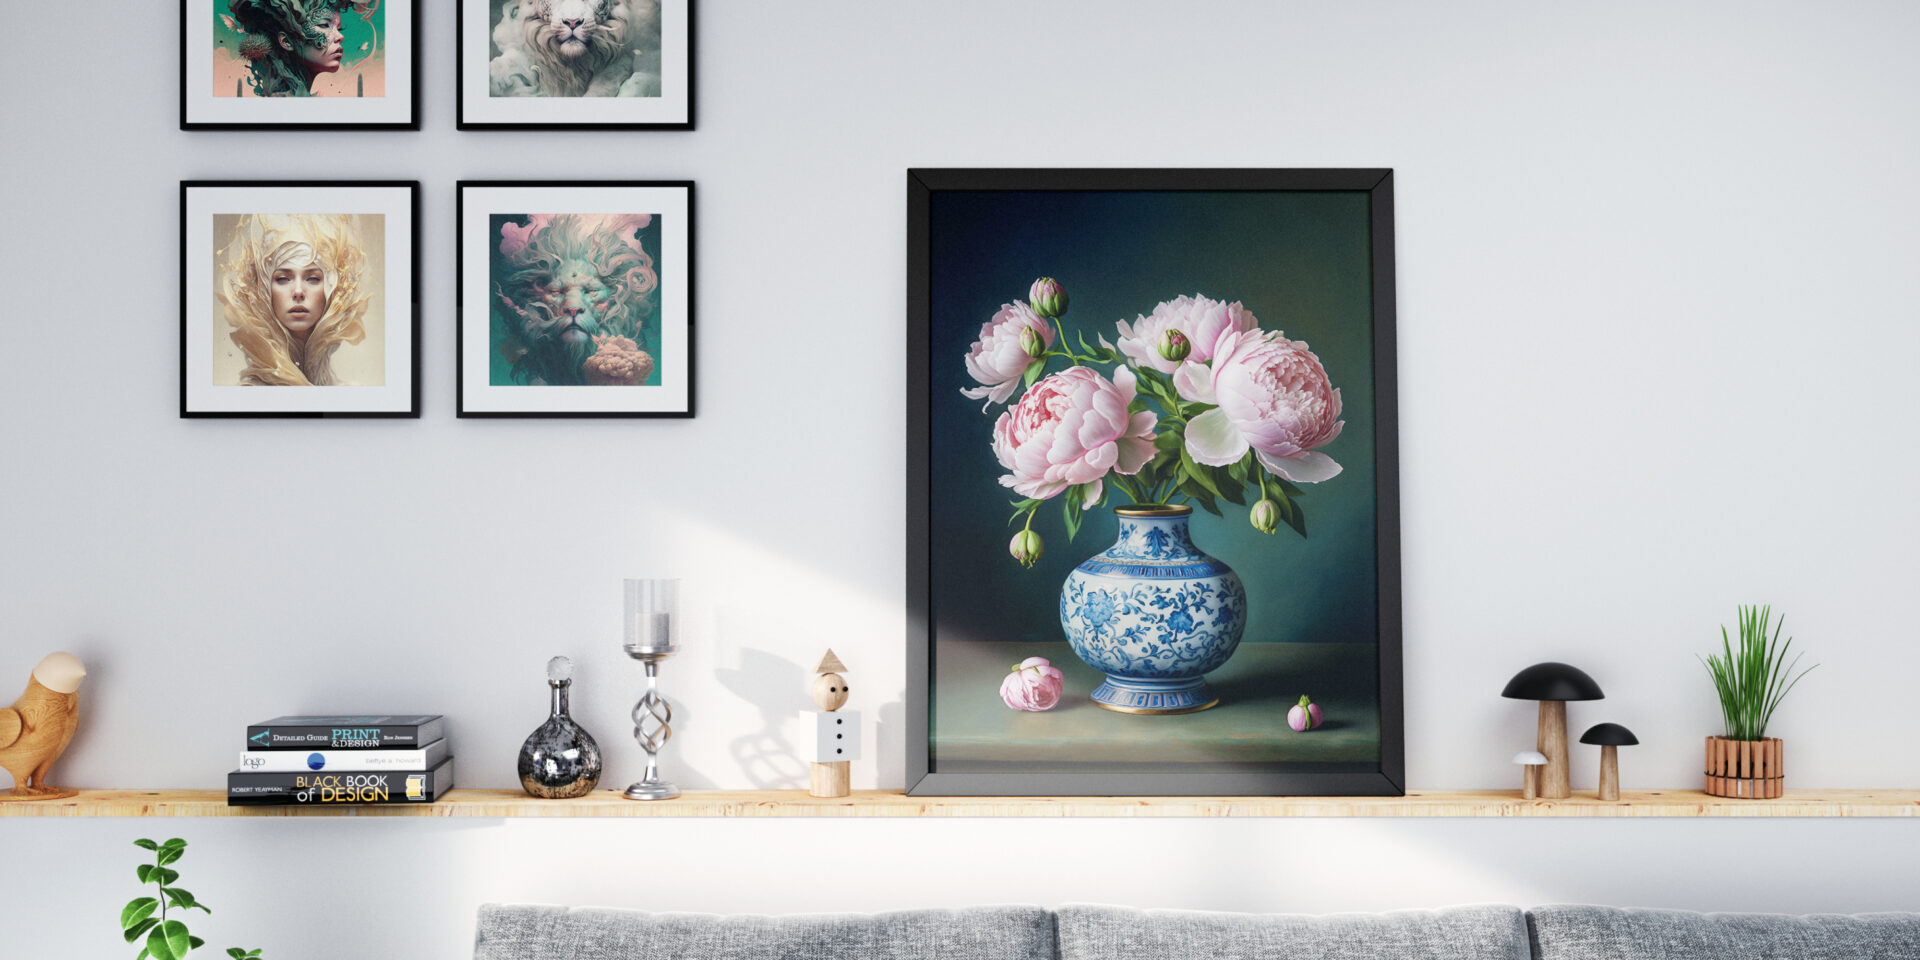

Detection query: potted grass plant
(1700, 605), (1816, 798)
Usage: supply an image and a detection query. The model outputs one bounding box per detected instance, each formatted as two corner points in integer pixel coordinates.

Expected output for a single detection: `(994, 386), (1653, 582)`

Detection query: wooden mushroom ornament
(1580, 722), (1638, 801)
(1500, 662), (1604, 800)
(807, 650), (860, 798)
(1514, 750), (1548, 800)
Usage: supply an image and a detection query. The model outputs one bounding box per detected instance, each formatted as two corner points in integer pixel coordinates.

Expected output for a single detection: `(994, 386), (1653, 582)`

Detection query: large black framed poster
(906, 168), (1403, 796)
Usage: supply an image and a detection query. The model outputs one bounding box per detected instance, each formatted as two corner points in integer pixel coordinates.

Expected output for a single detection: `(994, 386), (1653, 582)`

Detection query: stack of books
(227, 715), (454, 807)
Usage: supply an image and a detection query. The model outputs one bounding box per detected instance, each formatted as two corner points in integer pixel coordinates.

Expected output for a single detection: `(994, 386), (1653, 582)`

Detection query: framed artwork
(906, 169), (1403, 796)
(457, 0), (696, 130)
(457, 181), (695, 418)
(183, 0), (421, 130)
(182, 180), (420, 418)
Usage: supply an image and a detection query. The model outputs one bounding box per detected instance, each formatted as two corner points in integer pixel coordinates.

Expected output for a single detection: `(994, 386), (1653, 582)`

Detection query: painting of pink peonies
(907, 169), (1403, 796)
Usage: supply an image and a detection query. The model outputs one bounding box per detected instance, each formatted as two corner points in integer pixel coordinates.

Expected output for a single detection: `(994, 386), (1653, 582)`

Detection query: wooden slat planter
(1704, 736), (1784, 799)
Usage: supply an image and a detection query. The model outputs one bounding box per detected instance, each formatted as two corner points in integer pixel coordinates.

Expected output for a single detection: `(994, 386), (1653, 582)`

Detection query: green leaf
(160, 838), (187, 851)
(134, 839), (160, 851)
(1006, 498), (1040, 526)
(125, 918), (159, 944)
(1021, 357), (1046, 390)
(155, 868), (180, 886)
(1178, 444), (1224, 500)
(136, 864), (155, 884)
(148, 921), (192, 960)
(165, 887), (209, 914)
(1276, 477), (1305, 499)
(1227, 453), (1250, 485)
(1178, 479), (1223, 517)
(189, 936), (206, 950)
(122, 898), (160, 931)
(156, 845), (184, 866)
(137, 947), (151, 960)
(1211, 466), (1248, 506)
(227, 950), (246, 960)
(1062, 493), (1083, 542)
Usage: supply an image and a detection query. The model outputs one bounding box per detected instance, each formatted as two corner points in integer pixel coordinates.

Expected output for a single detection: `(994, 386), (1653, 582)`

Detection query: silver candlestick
(622, 579), (681, 801)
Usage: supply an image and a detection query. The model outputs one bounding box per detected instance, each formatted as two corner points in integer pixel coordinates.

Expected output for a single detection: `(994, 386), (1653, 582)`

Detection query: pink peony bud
(1157, 329), (1192, 363)
(1001, 656), (1065, 711)
(1029, 277), (1068, 319)
(1009, 529), (1044, 568)
(1249, 499), (1281, 535)
(1019, 324), (1044, 358)
(1288, 695), (1323, 732)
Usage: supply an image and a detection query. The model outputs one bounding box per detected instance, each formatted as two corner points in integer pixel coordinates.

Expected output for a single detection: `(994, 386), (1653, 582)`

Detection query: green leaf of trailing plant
(166, 887), (209, 914)
(125, 918), (159, 944)
(136, 864), (155, 884)
(137, 946), (151, 960)
(155, 868), (180, 886)
(148, 921), (192, 960)
(228, 950), (246, 960)
(189, 936), (206, 950)
(134, 839), (160, 851)
(156, 845), (184, 867)
(1021, 358), (1046, 390)
(122, 897), (160, 931)
(161, 838), (186, 851)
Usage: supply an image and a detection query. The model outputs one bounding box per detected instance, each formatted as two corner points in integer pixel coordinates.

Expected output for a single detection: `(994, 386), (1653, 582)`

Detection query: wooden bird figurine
(0, 652), (86, 802)
(807, 649), (859, 798)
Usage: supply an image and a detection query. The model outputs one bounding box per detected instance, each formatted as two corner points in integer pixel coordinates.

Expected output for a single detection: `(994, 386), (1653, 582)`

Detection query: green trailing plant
(120, 838), (264, 960)
(1700, 605), (1816, 742)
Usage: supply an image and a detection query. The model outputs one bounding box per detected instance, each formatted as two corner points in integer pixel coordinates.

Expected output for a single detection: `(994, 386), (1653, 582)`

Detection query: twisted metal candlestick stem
(624, 657), (681, 800)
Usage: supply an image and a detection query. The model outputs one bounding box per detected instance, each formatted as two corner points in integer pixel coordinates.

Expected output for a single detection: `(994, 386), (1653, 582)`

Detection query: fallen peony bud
(1001, 656), (1066, 711)
(1288, 695), (1323, 732)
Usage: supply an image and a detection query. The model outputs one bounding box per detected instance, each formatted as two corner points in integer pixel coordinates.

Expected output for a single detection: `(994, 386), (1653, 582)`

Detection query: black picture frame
(456, 180), (697, 418)
(180, 0), (423, 131)
(905, 168), (1403, 796)
(181, 180), (423, 419)
(456, 0), (697, 131)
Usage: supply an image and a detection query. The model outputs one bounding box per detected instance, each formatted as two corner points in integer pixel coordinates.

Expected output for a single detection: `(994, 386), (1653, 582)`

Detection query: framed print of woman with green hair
(182, 181), (421, 417)
(181, 0), (420, 129)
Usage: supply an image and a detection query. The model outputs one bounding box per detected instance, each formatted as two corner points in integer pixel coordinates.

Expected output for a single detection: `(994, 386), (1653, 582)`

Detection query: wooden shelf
(3, 788), (1917, 818)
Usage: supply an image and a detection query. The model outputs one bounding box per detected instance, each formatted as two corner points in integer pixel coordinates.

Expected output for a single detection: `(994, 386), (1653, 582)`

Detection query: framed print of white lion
(457, 181), (696, 417)
(458, 0), (695, 130)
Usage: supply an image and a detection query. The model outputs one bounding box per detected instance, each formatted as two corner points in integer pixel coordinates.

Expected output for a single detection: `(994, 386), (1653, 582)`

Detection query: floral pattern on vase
(1060, 505), (1246, 713)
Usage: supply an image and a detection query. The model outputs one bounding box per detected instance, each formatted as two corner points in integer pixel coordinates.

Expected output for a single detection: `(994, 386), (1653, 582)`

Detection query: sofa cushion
(1056, 903), (1530, 960)
(1528, 905), (1920, 960)
(474, 904), (1056, 960)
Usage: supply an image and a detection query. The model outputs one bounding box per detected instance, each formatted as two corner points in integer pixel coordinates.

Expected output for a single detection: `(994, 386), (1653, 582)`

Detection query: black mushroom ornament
(1500, 662), (1604, 799)
(1579, 722), (1638, 801)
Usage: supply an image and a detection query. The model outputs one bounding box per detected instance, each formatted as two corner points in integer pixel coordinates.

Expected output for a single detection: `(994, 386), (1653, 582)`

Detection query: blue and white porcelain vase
(1059, 505), (1247, 714)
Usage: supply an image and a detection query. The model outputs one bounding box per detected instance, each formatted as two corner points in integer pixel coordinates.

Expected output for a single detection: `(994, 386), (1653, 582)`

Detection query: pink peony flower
(991, 365), (1157, 501)
(1176, 328), (1344, 483)
(1114, 294), (1260, 375)
(1001, 657), (1065, 711)
(961, 302), (1055, 408)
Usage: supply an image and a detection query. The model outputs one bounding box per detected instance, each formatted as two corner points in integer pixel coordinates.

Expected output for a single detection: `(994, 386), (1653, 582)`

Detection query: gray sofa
(475, 903), (1920, 960)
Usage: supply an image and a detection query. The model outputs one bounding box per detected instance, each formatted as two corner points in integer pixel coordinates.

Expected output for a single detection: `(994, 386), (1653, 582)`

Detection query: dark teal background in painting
(929, 190), (1379, 650)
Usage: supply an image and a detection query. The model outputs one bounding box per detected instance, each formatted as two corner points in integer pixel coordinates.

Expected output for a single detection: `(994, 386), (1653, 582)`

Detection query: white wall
(4, 1), (1918, 956)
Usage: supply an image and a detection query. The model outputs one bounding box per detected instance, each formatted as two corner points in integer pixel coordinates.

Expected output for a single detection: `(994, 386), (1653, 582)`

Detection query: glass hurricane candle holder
(622, 578), (680, 800)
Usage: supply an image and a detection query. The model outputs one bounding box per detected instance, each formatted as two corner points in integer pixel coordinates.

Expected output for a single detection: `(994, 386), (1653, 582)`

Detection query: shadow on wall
(716, 647), (810, 789)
